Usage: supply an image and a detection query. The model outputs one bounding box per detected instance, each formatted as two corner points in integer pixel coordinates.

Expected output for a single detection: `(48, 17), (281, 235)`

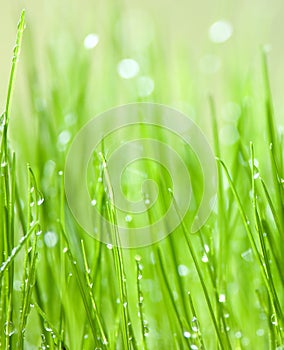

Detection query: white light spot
(249, 158), (259, 168)
(64, 113), (77, 126)
(201, 254), (209, 263)
(209, 20), (233, 43)
(219, 125), (239, 145)
(256, 329), (264, 337)
(44, 231), (58, 248)
(58, 130), (71, 145)
(235, 331), (242, 339)
(242, 337), (250, 346)
(219, 294), (226, 303)
(178, 264), (189, 277)
(91, 199), (97, 206)
(183, 331), (191, 338)
(84, 33), (99, 49)
(117, 59), (140, 79)
(125, 215), (133, 223)
(136, 76), (155, 97)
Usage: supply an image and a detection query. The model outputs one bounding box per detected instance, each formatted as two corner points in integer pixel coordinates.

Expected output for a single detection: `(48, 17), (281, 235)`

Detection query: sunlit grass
(0, 9), (284, 350)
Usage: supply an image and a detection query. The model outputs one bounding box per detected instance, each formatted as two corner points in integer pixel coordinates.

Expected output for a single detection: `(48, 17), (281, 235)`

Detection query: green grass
(1, 8), (284, 350)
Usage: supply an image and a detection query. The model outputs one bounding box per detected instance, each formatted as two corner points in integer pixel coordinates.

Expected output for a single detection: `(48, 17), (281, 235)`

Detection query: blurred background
(1, 0), (284, 104)
(1, 2), (284, 348)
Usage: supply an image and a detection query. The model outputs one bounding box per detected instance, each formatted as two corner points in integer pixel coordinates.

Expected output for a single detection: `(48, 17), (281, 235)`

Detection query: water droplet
(249, 159), (259, 168)
(204, 244), (210, 253)
(30, 303), (34, 308)
(241, 248), (253, 262)
(201, 254), (209, 263)
(4, 321), (16, 336)
(209, 20), (233, 43)
(106, 243), (113, 250)
(117, 58), (139, 79)
(58, 170), (63, 176)
(138, 273), (142, 280)
(44, 322), (52, 332)
(123, 302), (128, 308)
(178, 264), (189, 277)
(271, 314), (278, 326)
(125, 215), (133, 223)
(136, 76), (155, 97)
(183, 331), (191, 338)
(30, 201), (35, 207)
(91, 199), (97, 206)
(84, 33), (99, 49)
(219, 294), (226, 303)
(191, 317), (199, 332)
(44, 231), (58, 248)
(144, 326), (149, 336)
(135, 255), (141, 261)
(36, 230), (43, 236)
(190, 345), (198, 350)
(145, 198), (151, 205)
(139, 292), (144, 303)
(63, 247), (68, 253)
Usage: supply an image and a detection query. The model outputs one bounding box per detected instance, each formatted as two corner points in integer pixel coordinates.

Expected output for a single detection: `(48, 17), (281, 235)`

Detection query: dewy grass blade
(0, 222), (38, 279)
(81, 239), (108, 346)
(2, 10), (25, 144)
(135, 257), (148, 350)
(169, 189), (228, 350)
(59, 225), (103, 348)
(262, 51), (284, 229)
(219, 156), (284, 332)
(187, 291), (206, 350)
(99, 152), (137, 350)
(250, 144), (284, 330)
(156, 248), (191, 345)
(32, 301), (69, 350)
(1, 5), (284, 349)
